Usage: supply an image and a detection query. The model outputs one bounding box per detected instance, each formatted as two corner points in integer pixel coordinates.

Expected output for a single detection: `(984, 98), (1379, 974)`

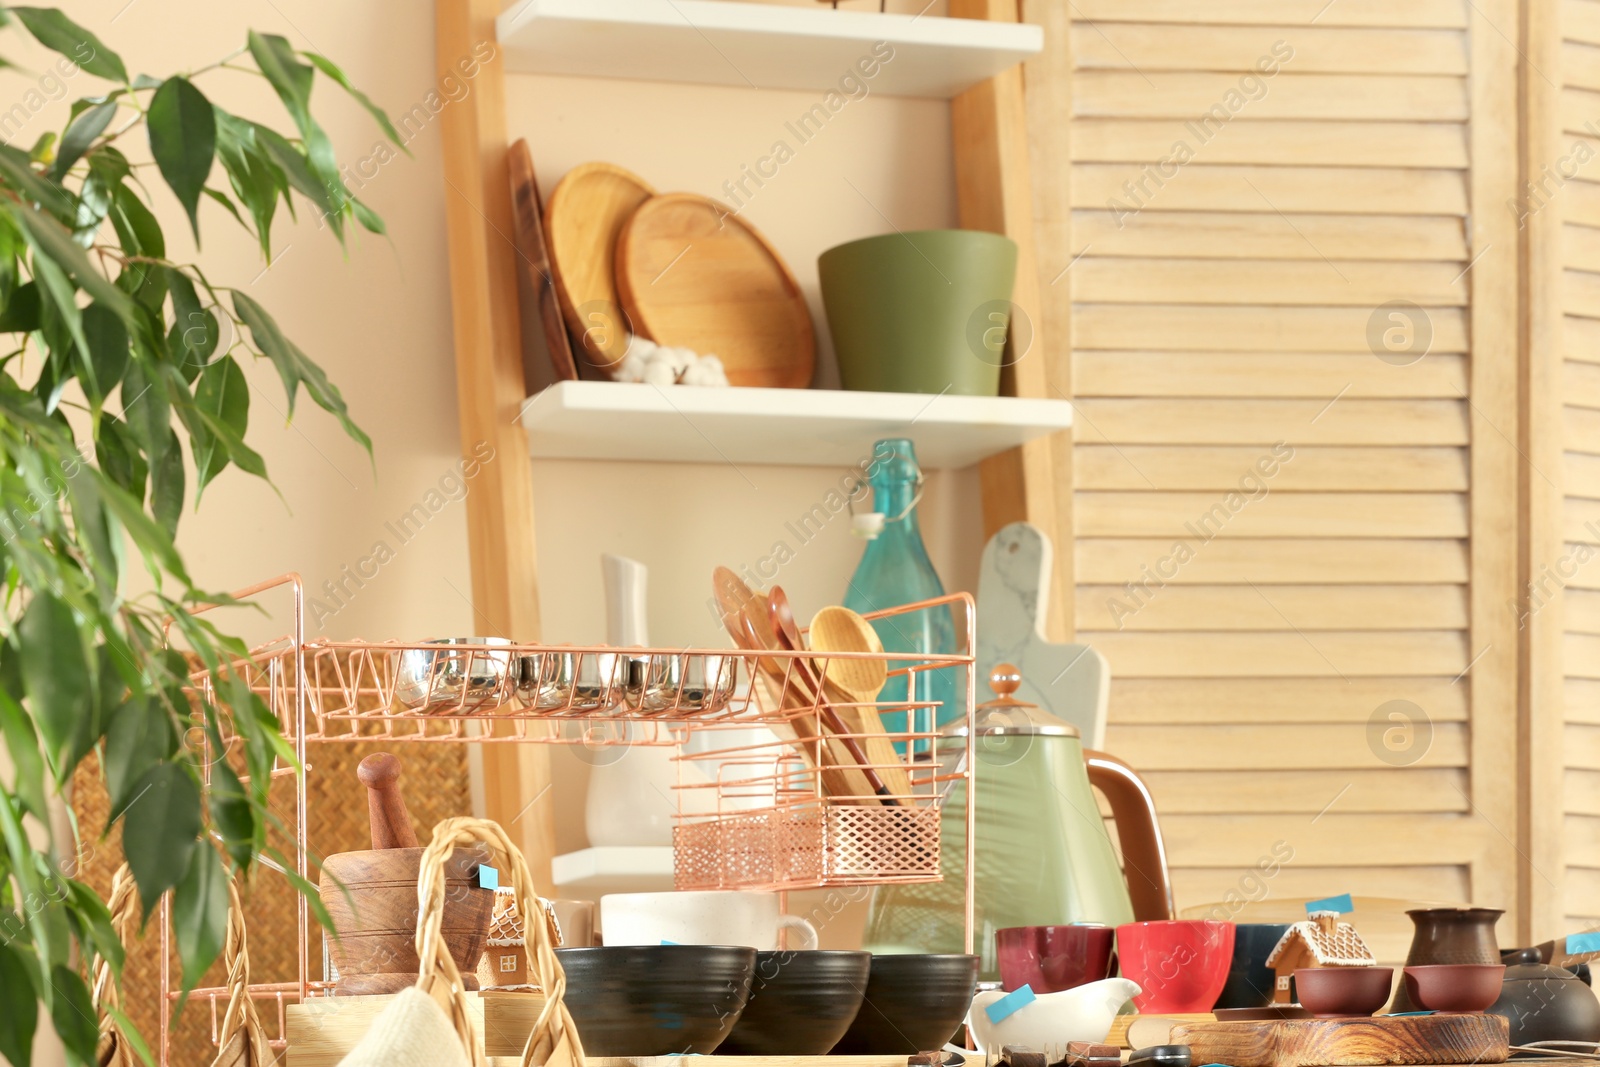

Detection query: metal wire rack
(157, 572), (976, 1064)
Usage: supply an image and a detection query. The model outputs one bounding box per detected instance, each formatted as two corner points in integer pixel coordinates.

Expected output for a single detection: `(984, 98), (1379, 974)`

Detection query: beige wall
(2, 1), (982, 1059)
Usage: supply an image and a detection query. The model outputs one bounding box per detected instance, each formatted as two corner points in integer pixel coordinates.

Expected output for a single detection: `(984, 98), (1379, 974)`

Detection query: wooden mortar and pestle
(319, 752), (495, 996)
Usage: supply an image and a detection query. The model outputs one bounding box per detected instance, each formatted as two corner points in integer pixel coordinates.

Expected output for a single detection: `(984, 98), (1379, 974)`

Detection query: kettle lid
(1503, 946), (1583, 982)
(940, 663), (1080, 739)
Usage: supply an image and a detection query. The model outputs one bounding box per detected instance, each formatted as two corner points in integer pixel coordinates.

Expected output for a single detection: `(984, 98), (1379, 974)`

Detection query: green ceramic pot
(818, 229), (1018, 396)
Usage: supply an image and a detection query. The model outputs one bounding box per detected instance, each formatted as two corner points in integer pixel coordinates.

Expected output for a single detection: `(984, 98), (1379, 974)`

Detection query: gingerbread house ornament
(1264, 910), (1377, 1003)
(476, 886), (535, 991)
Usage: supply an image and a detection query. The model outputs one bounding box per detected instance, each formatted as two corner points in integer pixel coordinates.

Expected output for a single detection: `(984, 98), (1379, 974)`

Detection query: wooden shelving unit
(437, 0), (1068, 889)
(496, 0), (1042, 98)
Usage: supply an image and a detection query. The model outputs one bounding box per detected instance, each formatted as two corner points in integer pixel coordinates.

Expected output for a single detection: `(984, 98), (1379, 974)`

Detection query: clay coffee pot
(318, 752), (494, 995)
(1389, 907), (1505, 1013)
(1490, 948), (1600, 1047)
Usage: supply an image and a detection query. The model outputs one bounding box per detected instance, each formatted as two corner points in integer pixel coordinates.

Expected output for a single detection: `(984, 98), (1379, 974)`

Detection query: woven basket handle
(209, 876), (272, 1067)
(91, 864), (138, 1067)
(414, 817), (585, 1067)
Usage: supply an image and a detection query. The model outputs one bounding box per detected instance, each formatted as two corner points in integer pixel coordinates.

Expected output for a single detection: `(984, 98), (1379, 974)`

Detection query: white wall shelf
(496, 0), (1042, 99)
(551, 845), (676, 897)
(521, 381), (1073, 469)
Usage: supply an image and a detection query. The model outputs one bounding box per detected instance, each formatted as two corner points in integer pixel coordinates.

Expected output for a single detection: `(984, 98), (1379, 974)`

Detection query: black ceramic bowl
(556, 945), (757, 1055)
(719, 950), (871, 1055)
(831, 953), (980, 1054)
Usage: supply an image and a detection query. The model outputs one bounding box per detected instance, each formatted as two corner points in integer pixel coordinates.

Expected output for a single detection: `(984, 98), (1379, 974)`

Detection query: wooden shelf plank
(551, 845), (675, 896)
(496, 0), (1042, 99)
(520, 381), (1074, 469)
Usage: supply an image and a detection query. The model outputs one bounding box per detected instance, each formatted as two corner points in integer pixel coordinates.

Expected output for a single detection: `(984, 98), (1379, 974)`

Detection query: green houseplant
(0, 7), (400, 1064)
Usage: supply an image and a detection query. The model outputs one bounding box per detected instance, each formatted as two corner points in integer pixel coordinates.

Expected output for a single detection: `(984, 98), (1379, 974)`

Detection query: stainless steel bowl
(517, 651), (635, 713)
(641, 654), (738, 716)
(395, 637), (515, 713)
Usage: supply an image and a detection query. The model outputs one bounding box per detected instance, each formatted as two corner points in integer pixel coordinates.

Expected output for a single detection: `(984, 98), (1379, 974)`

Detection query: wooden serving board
(544, 161), (656, 373)
(616, 192), (814, 388)
(1170, 1013), (1510, 1067)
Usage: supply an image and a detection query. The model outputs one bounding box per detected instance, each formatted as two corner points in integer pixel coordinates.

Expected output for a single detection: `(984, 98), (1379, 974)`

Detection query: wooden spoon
(809, 606), (888, 702)
(768, 587), (897, 806)
(808, 606), (912, 801)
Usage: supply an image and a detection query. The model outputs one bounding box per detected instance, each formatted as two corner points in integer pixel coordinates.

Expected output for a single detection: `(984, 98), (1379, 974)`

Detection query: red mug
(1116, 920), (1235, 1013)
(996, 924), (1115, 993)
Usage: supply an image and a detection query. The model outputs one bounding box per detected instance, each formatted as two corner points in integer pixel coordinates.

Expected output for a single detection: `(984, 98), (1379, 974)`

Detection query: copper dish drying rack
(157, 572), (977, 1065)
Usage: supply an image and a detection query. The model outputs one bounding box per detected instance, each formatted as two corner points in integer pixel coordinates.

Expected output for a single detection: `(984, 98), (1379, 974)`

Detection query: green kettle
(863, 664), (1171, 981)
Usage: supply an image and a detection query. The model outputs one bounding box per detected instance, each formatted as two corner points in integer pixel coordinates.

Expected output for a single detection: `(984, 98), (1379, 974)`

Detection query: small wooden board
(1170, 1013), (1510, 1067)
(616, 193), (814, 388)
(545, 161), (656, 373)
(508, 138), (578, 385)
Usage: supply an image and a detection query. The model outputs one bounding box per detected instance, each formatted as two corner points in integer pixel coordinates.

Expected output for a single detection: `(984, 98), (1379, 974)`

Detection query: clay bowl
(831, 953), (980, 1054)
(319, 845), (493, 995)
(719, 950), (870, 1055)
(1294, 966), (1395, 1018)
(1403, 964), (1507, 1012)
(556, 945), (757, 1055)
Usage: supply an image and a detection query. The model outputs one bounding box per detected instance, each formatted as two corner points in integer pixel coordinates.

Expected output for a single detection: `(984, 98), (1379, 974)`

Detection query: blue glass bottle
(843, 438), (961, 741)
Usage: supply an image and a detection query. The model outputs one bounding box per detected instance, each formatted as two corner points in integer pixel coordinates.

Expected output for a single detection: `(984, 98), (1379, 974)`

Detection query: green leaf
(81, 300), (129, 399)
(233, 290), (370, 455)
(208, 757), (256, 871)
(304, 52), (409, 152)
(351, 197), (386, 237)
(11, 8), (128, 83)
(0, 143), (76, 221)
(63, 879), (123, 975)
(29, 242), (87, 383)
(149, 430), (183, 537)
(164, 268), (215, 378)
(47, 964), (97, 1067)
(18, 592), (89, 770)
(0, 690), (47, 821)
(250, 122), (338, 224)
(0, 941), (36, 1067)
(0, 280), (41, 333)
(119, 359), (170, 469)
(147, 78), (214, 241)
(213, 111), (282, 258)
(94, 413), (147, 501)
(172, 843), (227, 992)
(103, 694), (174, 820)
(120, 761), (201, 918)
(8, 199), (134, 323)
(106, 182), (162, 259)
(48, 100), (115, 180)
(193, 355), (249, 492)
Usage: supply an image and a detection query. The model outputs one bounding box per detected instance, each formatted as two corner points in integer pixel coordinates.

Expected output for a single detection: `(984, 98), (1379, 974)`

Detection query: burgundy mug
(996, 924), (1116, 993)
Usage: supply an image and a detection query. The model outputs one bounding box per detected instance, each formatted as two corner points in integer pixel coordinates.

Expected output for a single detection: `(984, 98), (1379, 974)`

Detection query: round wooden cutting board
(615, 193), (815, 388)
(544, 161), (656, 373)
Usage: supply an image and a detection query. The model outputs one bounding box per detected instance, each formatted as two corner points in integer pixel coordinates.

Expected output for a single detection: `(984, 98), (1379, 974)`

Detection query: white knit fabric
(336, 988), (473, 1067)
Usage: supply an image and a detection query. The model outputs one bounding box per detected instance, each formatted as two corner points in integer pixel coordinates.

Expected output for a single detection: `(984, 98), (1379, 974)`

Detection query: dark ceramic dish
(719, 950), (870, 1055)
(1403, 964), (1506, 1013)
(831, 953), (980, 1054)
(1216, 923), (1292, 1010)
(1293, 966), (1395, 1018)
(556, 945), (756, 1055)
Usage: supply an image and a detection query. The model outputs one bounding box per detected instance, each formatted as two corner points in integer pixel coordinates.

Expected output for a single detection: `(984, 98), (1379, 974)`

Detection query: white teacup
(600, 891), (819, 950)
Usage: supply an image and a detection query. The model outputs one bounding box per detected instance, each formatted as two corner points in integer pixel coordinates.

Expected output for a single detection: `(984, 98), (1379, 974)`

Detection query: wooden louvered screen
(1029, 0), (1521, 954)
(1530, 0), (1600, 940)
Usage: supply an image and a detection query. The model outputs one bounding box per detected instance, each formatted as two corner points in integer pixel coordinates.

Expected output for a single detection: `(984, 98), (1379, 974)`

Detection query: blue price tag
(1305, 893), (1353, 915)
(1568, 932), (1600, 954)
(476, 865), (499, 890)
(985, 985), (1036, 1024)
(660, 940), (680, 945)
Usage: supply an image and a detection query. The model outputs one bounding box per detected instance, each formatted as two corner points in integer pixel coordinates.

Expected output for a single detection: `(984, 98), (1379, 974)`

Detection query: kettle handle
(1085, 749), (1174, 921)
